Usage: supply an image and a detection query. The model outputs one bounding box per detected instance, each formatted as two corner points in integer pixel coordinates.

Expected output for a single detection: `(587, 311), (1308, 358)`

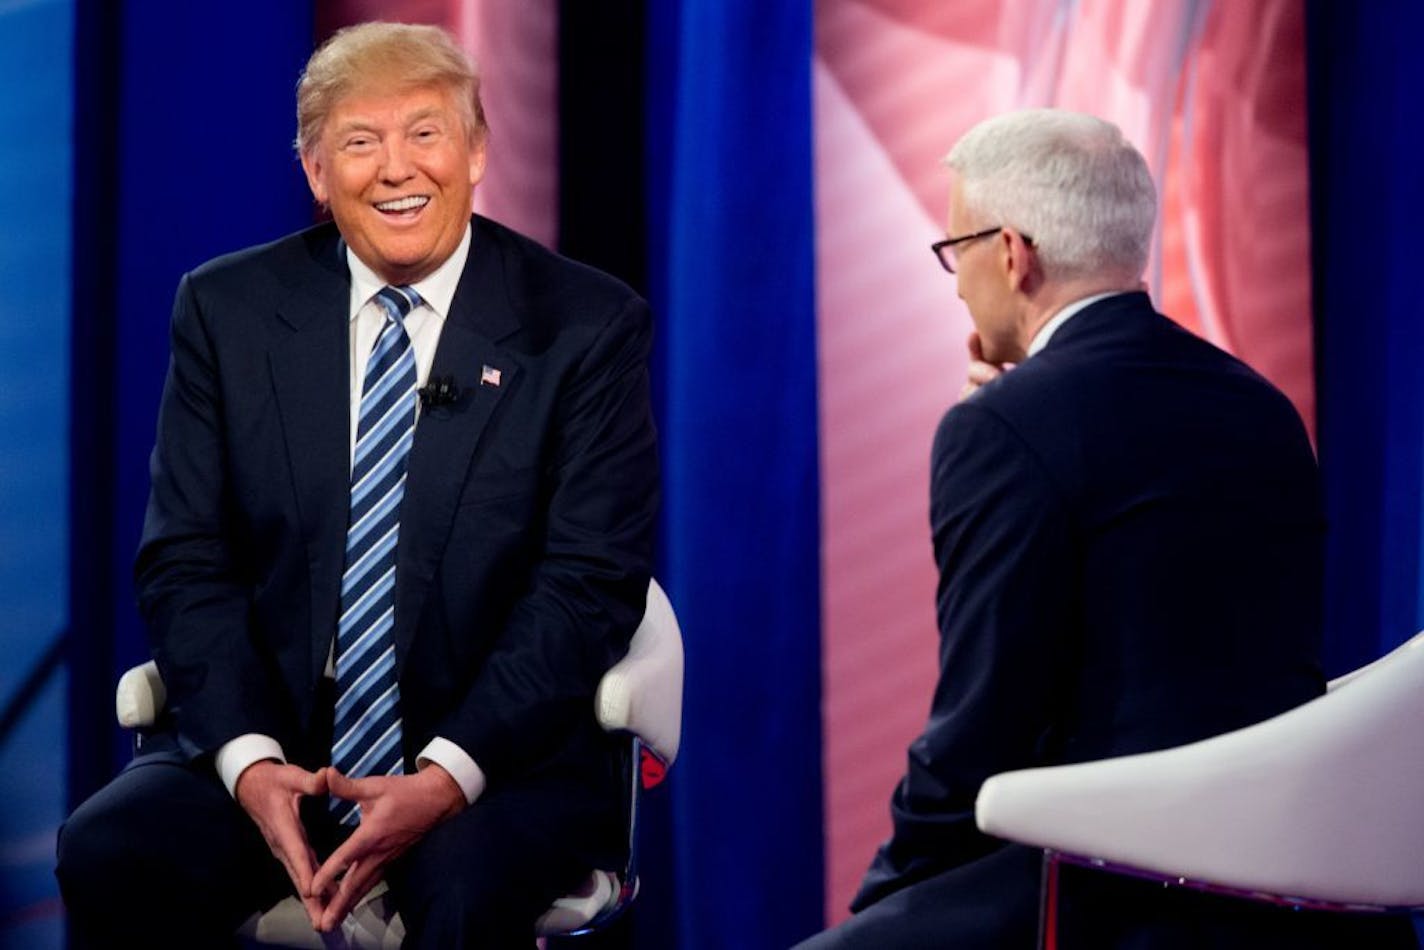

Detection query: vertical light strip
(456, 0), (559, 249)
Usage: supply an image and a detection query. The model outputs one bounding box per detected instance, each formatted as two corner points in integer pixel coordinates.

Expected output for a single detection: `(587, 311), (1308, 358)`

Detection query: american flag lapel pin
(480, 364), (502, 388)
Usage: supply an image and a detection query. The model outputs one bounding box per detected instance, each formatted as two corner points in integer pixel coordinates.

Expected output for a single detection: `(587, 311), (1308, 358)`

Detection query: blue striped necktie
(331, 284), (421, 825)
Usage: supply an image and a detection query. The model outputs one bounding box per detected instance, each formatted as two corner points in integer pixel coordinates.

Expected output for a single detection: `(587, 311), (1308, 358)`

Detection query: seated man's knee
(54, 790), (204, 948)
(393, 810), (588, 948)
(396, 871), (547, 950)
(55, 791), (146, 912)
(56, 764), (270, 944)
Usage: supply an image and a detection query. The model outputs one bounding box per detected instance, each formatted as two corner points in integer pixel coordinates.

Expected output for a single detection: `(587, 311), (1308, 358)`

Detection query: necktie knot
(374, 285), (422, 324)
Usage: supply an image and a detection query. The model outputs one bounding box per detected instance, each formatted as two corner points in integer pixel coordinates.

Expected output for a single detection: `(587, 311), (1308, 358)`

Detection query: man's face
(302, 82), (486, 285)
(947, 177), (1018, 364)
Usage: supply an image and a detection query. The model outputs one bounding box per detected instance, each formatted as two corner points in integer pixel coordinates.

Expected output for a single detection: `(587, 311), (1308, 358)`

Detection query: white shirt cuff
(417, 737), (487, 804)
(215, 734), (287, 797)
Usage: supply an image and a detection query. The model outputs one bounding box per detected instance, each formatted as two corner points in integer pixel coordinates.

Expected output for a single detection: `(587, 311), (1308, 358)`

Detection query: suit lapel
(393, 222), (522, 672)
(267, 234), (353, 687)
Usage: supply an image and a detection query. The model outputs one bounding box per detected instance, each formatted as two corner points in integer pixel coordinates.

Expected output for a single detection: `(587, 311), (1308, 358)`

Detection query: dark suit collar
(1038, 290), (1155, 353)
(445, 215), (523, 342)
(272, 223), (350, 332)
(262, 222), (353, 692)
(269, 215), (526, 341)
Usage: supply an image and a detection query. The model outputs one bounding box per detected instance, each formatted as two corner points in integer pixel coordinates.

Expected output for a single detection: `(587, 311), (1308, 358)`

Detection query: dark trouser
(792, 844), (1041, 950)
(793, 844), (1420, 950)
(56, 724), (624, 949)
(57, 752), (291, 948)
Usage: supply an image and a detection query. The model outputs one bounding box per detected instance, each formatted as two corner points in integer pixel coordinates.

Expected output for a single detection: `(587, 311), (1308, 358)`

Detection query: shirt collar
(1026, 291), (1126, 358)
(344, 222), (472, 321)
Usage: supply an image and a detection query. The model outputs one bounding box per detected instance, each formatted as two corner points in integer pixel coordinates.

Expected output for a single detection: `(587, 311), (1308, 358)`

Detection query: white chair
(116, 578), (684, 948)
(975, 631), (1424, 945)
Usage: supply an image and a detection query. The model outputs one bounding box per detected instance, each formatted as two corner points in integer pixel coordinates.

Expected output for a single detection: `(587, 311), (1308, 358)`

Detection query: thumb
(297, 767), (328, 796)
(326, 769), (362, 799)
(967, 331), (984, 361)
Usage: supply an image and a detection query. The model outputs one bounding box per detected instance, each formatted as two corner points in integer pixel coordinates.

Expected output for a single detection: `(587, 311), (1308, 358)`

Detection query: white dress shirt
(216, 225), (487, 805)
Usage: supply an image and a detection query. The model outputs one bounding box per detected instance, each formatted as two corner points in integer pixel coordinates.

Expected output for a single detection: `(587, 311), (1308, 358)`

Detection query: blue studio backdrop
(0, 1), (73, 944)
(646, 1), (825, 947)
(1308, 0), (1424, 674)
(66, 0), (318, 808)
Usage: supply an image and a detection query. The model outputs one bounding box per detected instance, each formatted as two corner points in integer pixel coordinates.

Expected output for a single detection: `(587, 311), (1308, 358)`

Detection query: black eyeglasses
(930, 227), (1033, 274)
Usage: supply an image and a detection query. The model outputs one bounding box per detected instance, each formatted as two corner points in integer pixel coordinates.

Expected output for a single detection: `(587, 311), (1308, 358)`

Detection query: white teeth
(375, 196), (429, 212)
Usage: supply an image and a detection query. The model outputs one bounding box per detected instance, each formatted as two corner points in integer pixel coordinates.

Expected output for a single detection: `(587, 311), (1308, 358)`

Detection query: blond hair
(295, 21), (486, 154)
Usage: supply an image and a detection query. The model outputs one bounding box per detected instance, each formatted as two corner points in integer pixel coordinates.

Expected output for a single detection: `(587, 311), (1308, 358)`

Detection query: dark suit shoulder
(933, 397), (1046, 473)
(175, 223), (347, 346)
(978, 294), (1306, 437)
(961, 294), (1317, 515)
(1028, 294), (1282, 394)
(469, 215), (646, 334)
(185, 221), (343, 295)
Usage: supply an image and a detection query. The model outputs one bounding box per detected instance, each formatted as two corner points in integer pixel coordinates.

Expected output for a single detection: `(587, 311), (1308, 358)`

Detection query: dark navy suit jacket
(850, 293), (1413, 946)
(135, 214), (658, 807)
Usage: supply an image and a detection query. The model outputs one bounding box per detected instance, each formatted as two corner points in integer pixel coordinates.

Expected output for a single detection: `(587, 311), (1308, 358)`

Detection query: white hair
(945, 109), (1157, 283)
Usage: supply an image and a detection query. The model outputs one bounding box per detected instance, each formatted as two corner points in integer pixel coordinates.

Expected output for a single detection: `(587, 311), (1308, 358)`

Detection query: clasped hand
(235, 760), (465, 932)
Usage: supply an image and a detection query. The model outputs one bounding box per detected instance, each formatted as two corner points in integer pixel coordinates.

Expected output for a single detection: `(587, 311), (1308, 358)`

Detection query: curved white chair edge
(975, 629), (1424, 908)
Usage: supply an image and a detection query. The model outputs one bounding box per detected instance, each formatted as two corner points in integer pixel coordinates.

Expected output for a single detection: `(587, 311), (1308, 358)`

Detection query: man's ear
(467, 135), (488, 190)
(1003, 229), (1038, 293)
(300, 148), (329, 205)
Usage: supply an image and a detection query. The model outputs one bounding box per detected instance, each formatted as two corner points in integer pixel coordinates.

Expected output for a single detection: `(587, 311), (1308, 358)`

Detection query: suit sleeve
(855, 400), (1077, 908)
(133, 274), (285, 759)
(438, 295), (659, 781)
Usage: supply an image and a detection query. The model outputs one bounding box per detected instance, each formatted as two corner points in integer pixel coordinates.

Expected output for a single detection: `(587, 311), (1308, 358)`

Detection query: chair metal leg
(1038, 850), (1060, 950)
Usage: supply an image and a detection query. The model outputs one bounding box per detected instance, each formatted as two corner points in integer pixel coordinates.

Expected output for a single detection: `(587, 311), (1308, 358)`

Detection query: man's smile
(373, 195), (430, 219)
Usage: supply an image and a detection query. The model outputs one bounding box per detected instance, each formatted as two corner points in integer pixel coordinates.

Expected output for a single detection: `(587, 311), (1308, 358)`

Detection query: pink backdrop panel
(455, 0), (558, 249)
(814, 0), (1312, 923)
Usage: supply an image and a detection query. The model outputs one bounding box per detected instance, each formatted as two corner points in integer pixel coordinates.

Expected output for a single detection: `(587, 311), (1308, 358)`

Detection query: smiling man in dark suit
(796, 110), (1416, 948)
(56, 22), (657, 948)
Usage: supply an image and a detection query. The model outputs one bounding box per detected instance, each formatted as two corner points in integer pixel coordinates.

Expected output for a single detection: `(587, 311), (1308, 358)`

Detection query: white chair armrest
(115, 660), (166, 729)
(595, 578), (684, 765)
